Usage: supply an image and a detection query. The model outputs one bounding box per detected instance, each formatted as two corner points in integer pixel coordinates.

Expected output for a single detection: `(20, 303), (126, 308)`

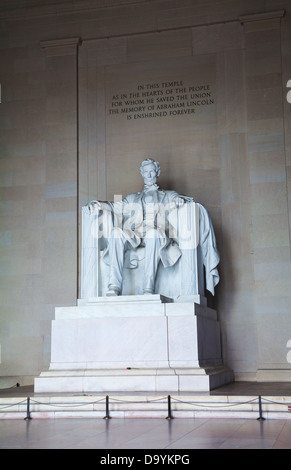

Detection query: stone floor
(0, 382), (291, 449)
(0, 415), (291, 449)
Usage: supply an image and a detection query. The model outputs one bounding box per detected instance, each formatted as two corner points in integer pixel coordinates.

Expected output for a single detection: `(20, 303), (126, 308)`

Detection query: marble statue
(85, 158), (220, 298)
(35, 162), (231, 396)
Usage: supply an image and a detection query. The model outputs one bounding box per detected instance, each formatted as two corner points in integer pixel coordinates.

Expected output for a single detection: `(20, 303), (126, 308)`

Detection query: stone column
(240, 11), (291, 381)
(39, 37), (81, 314)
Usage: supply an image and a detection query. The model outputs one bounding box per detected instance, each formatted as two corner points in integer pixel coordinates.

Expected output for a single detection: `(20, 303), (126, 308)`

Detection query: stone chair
(80, 201), (218, 303)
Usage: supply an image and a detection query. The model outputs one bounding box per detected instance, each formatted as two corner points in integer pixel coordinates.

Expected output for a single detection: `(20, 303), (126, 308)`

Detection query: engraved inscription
(108, 81), (215, 120)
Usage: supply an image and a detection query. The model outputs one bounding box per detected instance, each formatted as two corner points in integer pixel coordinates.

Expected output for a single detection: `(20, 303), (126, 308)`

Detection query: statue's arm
(85, 200), (113, 215)
(85, 195), (129, 215)
(168, 191), (194, 209)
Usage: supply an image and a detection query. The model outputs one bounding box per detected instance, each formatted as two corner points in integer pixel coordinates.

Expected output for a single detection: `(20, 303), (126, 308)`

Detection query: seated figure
(83, 158), (220, 299)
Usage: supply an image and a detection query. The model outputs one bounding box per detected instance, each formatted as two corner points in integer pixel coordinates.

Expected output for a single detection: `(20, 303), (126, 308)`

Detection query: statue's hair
(140, 158), (160, 176)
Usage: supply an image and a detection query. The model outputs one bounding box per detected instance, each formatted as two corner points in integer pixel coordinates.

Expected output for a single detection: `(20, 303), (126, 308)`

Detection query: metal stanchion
(24, 397), (32, 420)
(166, 395), (174, 420)
(257, 395), (265, 421)
(103, 395), (111, 420)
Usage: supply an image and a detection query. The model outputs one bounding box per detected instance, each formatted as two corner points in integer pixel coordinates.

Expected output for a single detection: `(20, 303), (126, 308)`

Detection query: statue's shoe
(106, 286), (121, 296)
(143, 288), (154, 294)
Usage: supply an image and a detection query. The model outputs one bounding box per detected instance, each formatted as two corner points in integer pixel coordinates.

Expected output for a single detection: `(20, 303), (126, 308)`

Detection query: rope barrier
(29, 397), (106, 407)
(0, 394), (290, 420)
(104, 395), (111, 420)
(171, 396), (259, 408)
(166, 395), (173, 420)
(109, 395), (168, 404)
(0, 398), (27, 410)
(260, 397), (291, 406)
(24, 397), (32, 420)
(257, 396), (264, 421)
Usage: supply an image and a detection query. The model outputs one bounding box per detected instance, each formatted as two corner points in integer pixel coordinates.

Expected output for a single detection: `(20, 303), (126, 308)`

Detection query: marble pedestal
(34, 296), (233, 393)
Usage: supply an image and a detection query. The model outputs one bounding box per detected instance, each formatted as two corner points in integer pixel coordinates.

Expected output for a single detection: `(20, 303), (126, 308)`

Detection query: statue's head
(140, 158), (160, 185)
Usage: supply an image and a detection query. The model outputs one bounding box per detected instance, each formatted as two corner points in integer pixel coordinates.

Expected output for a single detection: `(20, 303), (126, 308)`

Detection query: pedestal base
(35, 367), (233, 393)
(35, 296), (233, 393)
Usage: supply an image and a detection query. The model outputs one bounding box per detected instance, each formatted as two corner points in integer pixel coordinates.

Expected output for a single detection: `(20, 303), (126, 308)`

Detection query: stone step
(1, 393), (291, 420)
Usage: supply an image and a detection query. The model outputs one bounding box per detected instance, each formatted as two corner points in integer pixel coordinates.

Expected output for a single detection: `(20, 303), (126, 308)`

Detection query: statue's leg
(106, 227), (127, 296)
(143, 228), (162, 294)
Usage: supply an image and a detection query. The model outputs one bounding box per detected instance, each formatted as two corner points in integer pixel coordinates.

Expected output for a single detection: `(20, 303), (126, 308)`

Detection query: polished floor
(1, 416), (291, 449)
(1, 382), (291, 449)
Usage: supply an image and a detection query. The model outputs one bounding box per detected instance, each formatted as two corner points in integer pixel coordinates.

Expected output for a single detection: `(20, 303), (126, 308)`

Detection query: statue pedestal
(34, 296), (233, 393)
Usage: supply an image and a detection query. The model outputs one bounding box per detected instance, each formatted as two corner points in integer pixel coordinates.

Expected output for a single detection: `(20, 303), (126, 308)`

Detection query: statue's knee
(110, 226), (126, 241)
(144, 228), (161, 242)
(111, 226), (123, 235)
(144, 228), (155, 239)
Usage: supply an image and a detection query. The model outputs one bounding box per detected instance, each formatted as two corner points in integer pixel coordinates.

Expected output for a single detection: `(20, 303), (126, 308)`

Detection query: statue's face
(141, 163), (158, 186)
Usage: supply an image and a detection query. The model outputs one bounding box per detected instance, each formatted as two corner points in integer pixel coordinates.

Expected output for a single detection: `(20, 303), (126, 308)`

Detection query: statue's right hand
(86, 200), (102, 214)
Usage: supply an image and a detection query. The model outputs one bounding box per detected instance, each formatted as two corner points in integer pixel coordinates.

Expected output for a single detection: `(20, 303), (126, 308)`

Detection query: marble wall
(1, 0), (291, 386)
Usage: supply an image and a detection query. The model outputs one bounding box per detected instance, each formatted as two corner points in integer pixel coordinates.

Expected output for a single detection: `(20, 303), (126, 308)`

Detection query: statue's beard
(143, 183), (159, 192)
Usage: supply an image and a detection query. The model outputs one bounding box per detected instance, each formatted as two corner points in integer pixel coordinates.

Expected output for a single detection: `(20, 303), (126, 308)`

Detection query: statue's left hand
(176, 197), (185, 207)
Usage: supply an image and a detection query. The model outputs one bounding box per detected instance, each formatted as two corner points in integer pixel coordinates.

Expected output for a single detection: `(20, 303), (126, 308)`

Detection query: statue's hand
(87, 200), (102, 214)
(176, 197), (185, 207)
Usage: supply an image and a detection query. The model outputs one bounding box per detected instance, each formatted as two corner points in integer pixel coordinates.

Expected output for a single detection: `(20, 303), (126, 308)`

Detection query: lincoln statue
(87, 158), (220, 297)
